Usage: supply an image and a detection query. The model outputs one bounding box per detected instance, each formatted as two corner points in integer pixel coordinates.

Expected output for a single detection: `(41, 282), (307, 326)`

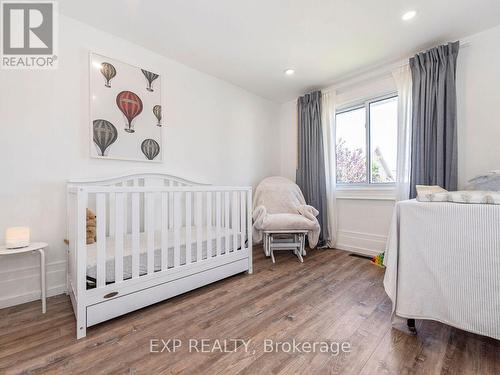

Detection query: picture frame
(89, 52), (163, 162)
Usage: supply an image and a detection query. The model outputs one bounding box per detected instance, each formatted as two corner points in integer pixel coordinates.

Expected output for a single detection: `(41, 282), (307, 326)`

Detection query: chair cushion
(260, 213), (320, 231)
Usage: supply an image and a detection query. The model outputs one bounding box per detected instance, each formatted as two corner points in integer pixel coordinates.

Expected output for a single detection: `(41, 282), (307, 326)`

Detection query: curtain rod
(322, 40), (471, 94)
(397, 40), (470, 68)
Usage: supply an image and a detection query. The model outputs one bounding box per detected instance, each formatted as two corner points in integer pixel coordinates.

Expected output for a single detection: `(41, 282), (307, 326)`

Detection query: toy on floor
(371, 252), (385, 268)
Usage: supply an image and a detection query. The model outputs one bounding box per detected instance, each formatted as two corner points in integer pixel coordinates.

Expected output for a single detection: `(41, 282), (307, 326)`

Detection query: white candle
(5, 227), (30, 249)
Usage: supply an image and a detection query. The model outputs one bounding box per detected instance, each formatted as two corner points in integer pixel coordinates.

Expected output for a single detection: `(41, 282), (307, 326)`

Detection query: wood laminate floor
(1, 247), (499, 374)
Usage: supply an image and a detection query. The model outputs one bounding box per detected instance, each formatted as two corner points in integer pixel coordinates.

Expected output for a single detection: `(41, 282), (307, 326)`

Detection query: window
(335, 95), (398, 185)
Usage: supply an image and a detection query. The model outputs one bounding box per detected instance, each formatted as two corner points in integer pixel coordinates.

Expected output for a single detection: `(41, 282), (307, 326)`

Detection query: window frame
(335, 92), (398, 188)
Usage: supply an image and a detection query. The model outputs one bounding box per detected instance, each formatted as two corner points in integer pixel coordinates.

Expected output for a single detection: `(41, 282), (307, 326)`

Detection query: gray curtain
(296, 91), (329, 246)
(409, 41), (460, 198)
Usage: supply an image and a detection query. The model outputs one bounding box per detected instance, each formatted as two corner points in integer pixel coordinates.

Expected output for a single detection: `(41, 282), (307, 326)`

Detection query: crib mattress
(86, 226), (243, 285)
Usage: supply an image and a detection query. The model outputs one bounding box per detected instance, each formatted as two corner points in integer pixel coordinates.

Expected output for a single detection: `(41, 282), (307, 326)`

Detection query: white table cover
(384, 199), (500, 340)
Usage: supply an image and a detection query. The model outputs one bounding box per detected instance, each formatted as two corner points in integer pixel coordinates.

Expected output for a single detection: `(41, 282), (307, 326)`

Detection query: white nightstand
(0, 242), (48, 313)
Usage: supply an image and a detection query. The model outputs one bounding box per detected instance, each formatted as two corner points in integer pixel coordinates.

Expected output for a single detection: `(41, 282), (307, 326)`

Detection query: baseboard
(334, 230), (387, 257)
(0, 284), (67, 309)
(0, 259), (66, 279)
(334, 243), (379, 257)
(0, 259), (67, 309)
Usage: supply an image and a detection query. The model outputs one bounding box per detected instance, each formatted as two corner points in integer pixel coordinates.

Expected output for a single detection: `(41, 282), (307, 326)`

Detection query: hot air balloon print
(116, 91), (143, 133)
(141, 139), (160, 160)
(100, 62), (116, 88)
(153, 105), (162, 127)
(141, 69), (159, 92)
(93, 119), (118, 156)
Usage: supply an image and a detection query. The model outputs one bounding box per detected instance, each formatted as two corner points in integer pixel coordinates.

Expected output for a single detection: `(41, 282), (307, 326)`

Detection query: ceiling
(60, 0), (500, 102)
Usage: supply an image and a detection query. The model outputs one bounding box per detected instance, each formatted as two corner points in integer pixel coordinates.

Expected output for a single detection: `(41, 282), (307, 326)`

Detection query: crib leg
(247, 252), (253, 274)
(65, 249), (70, 295)
(407, 319), (417, 334)
(76, 302), (87, 339)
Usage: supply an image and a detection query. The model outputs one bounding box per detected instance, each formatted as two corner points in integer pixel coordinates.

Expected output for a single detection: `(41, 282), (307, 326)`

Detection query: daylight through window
(335, 95), (398, 185)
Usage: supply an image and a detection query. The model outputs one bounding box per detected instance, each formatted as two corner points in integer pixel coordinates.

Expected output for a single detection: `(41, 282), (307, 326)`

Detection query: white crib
(66, 173), (252, 339)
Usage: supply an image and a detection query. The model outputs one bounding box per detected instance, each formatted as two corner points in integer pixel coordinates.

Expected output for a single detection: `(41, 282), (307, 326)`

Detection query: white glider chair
(252, 177), (321, 263)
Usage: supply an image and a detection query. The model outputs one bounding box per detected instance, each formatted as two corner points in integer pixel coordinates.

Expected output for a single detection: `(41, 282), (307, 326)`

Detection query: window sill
(335, 185), (396, 201)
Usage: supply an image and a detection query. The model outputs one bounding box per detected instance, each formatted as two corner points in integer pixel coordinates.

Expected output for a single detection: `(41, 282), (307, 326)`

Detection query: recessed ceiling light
(284, 68), (295, 76)
(402, 10), (417, 21)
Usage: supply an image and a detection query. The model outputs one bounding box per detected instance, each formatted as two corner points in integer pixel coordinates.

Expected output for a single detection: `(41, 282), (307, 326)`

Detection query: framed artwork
(89, 53), (163, 162)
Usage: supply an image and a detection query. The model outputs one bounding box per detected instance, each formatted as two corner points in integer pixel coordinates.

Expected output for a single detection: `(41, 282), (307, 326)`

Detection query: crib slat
(216, 192), (221, 256)
(224, 192), (230, 254)
(174, 192), (181, 267)
(146, 192), (155, 274)
(185, 192), (192, 265)
(206, 192), (212, 259)
(96, 193), (106, 288)
(196, 192), (202, 262)
(169, 186), (174, 229)
(240, 191), (246, 251)
(161, 192), (169, 271)
(232, 191), (238, 252)
(121, 183), (128, 234)
(76, 190), (88, 295)
(127, 182), (139, 241)
(131, 192), (140, 278)
(114, 193), (124, 283)
(108, 191), (115, 237)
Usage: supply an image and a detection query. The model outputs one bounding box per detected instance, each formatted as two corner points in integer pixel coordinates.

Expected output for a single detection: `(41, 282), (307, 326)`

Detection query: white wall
(457, 24), (500, 188)
(279, 24), (500, 255)
(0, 15), (280, 308)
(279, 100), (298, 181)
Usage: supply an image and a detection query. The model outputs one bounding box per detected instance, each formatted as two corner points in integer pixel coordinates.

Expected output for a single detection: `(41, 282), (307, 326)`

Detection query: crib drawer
(86, 258), (248, 326)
